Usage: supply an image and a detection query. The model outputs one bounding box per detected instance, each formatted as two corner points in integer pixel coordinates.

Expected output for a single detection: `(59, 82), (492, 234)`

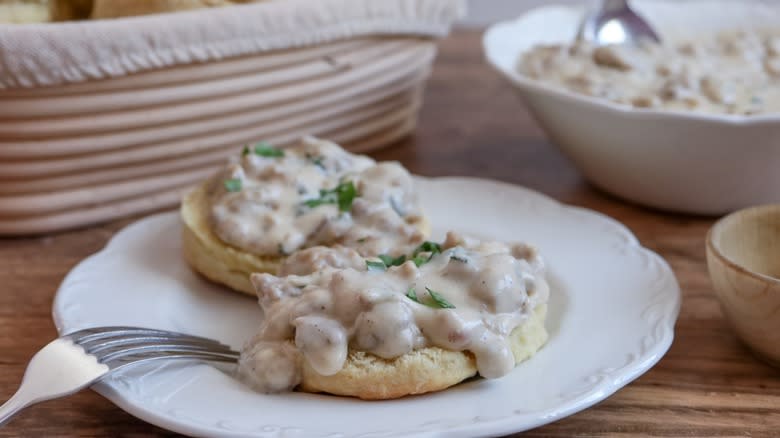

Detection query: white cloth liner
(0, 0), (466, 89)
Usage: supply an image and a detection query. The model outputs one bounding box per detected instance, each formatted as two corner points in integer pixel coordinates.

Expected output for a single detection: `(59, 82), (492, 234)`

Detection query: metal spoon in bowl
(578, 0), (660, 46)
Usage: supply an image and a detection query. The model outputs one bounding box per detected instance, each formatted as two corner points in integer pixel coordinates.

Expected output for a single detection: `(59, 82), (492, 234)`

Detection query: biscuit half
(299, 304), (548, 400)
(181, 183), (431, 296)
(181, 183), (284, 295)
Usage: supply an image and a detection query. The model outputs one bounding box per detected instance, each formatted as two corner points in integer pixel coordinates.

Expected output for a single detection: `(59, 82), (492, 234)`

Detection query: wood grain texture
(1, 29), (779, 437)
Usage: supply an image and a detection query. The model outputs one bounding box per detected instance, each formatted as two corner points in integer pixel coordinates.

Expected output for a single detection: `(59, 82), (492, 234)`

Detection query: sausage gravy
(237, 232), (550, 393)
(518, 30), (780, 115)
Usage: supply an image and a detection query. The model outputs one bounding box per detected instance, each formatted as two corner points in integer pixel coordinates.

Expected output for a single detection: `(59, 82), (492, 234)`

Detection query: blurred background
(464, 0), (594, 26)
(463, 0), (732, 26)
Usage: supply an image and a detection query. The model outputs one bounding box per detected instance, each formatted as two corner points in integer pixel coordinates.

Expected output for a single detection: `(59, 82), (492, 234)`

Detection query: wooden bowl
(706, 205), (780, 366)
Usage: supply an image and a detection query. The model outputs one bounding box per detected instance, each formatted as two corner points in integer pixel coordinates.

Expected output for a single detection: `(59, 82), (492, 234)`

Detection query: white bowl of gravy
(484, 0), (780, 215)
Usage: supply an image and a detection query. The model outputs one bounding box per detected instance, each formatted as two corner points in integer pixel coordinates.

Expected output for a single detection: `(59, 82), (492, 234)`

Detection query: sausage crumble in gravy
(237, 232), (550, 393)
(519, 30), (780, 115)
(208, 137), (426, 258)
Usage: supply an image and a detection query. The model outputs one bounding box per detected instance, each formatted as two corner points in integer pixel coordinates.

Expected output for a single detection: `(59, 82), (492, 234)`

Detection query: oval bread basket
(0, 0), (465, 234)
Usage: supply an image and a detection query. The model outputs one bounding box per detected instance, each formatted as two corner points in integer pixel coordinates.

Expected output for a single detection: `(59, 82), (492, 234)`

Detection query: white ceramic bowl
(484, 0), (780, 215)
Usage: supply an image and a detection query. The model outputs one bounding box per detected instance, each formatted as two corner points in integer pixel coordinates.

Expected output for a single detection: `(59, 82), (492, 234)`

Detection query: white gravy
(238, 232), (550, 393)
(518, 30), (780, 115)
(208, 137), (425, 258)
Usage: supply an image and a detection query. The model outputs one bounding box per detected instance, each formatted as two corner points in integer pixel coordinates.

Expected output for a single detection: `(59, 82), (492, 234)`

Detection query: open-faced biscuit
(238, 235), (550, 399)
(299, 304), (548, 400)
(181, 182), (431, 296)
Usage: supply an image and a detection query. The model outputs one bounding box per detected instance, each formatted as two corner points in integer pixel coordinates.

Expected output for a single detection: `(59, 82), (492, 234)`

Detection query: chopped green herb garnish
(305, 153), (326, 170)
(303, 181), (358, 212)
(278, 243), (289, 256)
(223, 178), (242, 192)
(242, 145), (250, 156)
(356, 237), (368, 243)
(310, 155), (326, 170)
(366, 260), (386, 271)
(304, 195), (335, 209)
(406, 286), (455, 309)
(379, 254), (406, 267)
(450, 255), (468, 263)
(252, 142), (285, 158)
(406, 287), (420, 303)
(336, 182), (357, 212)
(426, 287), (456, 309)
(407, 241), (442, 267)
(378, 255), (393, 266)
(413, 241), (442, 257)
(412, 254), (430, 267)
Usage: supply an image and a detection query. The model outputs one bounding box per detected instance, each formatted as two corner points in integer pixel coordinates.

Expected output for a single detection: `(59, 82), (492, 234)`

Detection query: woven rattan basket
(0, 0), (465, 234)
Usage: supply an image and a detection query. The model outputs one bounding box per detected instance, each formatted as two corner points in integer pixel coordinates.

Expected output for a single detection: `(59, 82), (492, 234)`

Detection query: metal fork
(0, 327), (240, 426)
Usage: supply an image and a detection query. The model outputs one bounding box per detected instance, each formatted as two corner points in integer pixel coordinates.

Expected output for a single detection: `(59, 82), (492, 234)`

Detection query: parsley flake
(412, 254), (430, 267)
(413, 241), (442, 257)
(309, 157), (328, 170)
(426, 287), (456, 309)
(408, 241), (442, 267)
(252, 142), (285, 158)
(303, 181), (357, 212)
(379, 254), (407, 267)
(405, 286), (455, 309)
(223, 178), (242, 192)
(406, 287), (420, 303)
(450, 255), (468, 263)
(366, 260), (386, 272)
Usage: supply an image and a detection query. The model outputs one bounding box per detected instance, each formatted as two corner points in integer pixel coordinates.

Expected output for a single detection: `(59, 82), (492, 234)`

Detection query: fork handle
(0, 339), (109, 428)
(0, 391), (31, 427)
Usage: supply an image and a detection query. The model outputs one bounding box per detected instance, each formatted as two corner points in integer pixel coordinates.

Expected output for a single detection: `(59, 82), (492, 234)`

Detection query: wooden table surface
(2, 29), (779, 437)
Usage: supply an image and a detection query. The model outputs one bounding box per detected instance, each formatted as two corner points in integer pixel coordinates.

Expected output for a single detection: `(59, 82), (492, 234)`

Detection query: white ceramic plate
(52, 177), (681, 438)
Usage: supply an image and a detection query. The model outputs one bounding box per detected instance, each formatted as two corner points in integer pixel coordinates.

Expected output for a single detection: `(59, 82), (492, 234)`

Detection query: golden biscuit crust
(181, 183), (283, 295)
(300, 304), (548, 400)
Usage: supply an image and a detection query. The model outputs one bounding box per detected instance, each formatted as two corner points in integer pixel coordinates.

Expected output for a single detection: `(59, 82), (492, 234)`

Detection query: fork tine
(64, 327), (241, 367)
(62, 326), (242, 372)
(78, 335), (234, 355)
(88, 341), (238, 359)
(66, 327), (228, 347)
(100, 346), (240, 365)
(106, 352), (240, 372)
